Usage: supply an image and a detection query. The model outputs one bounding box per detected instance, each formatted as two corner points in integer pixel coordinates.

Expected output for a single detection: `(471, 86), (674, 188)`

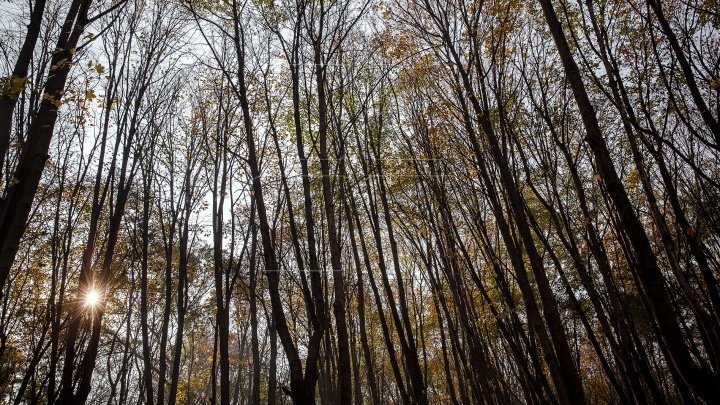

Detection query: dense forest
(0, 0), (719, 403)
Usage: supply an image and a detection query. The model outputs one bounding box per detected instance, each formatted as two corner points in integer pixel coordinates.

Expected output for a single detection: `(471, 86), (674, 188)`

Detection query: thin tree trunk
(250, 218), (261, 404)
(140, 159), (155, 405)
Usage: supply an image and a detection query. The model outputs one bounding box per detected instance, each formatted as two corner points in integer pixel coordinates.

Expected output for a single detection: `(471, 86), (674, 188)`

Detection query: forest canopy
(1, 0), (719, 403)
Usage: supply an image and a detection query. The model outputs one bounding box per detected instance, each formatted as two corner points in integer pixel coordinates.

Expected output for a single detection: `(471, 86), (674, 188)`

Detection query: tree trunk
(0, 0), (47, 179)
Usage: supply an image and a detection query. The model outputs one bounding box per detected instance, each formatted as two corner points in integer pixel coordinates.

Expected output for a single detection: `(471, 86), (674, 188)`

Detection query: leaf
(0, 75), (27, 100)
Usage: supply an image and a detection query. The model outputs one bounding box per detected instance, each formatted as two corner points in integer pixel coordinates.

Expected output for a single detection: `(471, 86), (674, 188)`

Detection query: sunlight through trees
(0, 0), (719, 403)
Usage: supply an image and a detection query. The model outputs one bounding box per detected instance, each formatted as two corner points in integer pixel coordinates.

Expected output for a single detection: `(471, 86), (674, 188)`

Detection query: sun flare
(85, 289), (100, 307)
